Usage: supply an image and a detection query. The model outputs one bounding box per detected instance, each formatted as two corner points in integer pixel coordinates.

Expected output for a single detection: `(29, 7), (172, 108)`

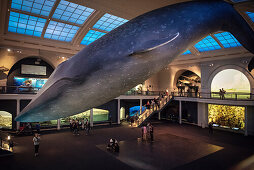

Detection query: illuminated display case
(208, 104), (245, 130)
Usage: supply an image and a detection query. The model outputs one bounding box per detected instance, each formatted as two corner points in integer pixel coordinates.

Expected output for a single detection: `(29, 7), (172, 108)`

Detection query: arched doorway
(7, 57), (54, 93)
(175, 70), (201, 97)
(0, 111), (12, 129)
(211, 69), (251, 99)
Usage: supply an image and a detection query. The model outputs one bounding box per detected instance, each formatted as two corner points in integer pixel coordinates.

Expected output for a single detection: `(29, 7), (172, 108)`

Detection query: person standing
(33, 133), (41, 157)
(208, 122), (213, 135)
(148, 123), (154, 142)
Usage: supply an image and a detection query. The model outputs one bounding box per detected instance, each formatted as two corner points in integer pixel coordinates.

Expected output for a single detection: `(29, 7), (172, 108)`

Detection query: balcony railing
(171, 91), (254, 101)
(0, 86), (41, 94)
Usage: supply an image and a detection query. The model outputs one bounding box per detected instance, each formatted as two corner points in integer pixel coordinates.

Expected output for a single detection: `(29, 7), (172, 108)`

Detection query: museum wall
(200, 56), (254, 94)
(154, 64), (201, 92)
(0, 47), (71, 86)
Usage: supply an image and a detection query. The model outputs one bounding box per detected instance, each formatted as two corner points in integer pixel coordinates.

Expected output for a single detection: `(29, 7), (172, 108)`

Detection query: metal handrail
(0, 86), (41, 94)
(171, 91), (254, 101)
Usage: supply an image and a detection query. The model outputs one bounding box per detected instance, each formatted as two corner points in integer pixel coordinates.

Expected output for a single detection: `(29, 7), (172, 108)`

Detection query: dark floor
(1, 121), (254, 170)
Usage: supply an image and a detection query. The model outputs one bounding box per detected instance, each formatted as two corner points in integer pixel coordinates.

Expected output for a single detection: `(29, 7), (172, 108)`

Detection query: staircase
(133, 95), (174, 127)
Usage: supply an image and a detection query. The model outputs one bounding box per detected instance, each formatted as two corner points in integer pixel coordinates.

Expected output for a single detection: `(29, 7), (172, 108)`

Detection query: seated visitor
(107, 138), (119, 152)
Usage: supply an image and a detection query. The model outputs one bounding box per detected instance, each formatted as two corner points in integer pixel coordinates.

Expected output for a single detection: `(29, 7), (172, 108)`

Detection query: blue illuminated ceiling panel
(53, 0), (95, 25)
(214, 32), (241, 48)
(93, 13), (128, 32)
(182, 50), (191, 55)
(81, 30), (106, 45)
(194, 36), (221, 52)
(8, 11), (46, 37)
(246, 12), (254, 22)
(44, 21), (79, 42)
(11, 0), (56, 17)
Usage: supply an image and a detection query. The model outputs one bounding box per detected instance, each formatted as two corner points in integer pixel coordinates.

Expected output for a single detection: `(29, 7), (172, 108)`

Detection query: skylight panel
(44, 21), (79, 42)
(182, 50), (191, 55)
(8, 11), (46, 37)
(194, 35), (221, 52)
(214, 32), (241, 48)
(93, 13), (128, 32)
(246, 12), (254, 22)
(52, 0), (95, 25)
(81, 30), (106, 45)
(11, 0), (56, 17)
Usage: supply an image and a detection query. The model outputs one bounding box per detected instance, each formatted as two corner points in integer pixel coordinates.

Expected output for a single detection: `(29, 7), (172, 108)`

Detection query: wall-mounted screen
(21, 64), (46, 75)
(14, 77), (48, 88)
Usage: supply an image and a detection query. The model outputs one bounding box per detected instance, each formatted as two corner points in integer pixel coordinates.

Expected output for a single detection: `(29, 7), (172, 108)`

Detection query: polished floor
(1, 121), (254, 170)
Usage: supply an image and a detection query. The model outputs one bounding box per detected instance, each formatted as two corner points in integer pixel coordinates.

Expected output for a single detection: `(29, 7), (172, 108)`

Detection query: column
(16, 99), (20, 130)
(90, 109), (93, 127)
(140, 99), (142, 115)
(198, 103), (208, 128)
(57, 119), (61, 130)
(117, 99), (120, 124)
(245, 106), (248, 136)
(179, 100), (182, 124)
(158, 111), (161, 120)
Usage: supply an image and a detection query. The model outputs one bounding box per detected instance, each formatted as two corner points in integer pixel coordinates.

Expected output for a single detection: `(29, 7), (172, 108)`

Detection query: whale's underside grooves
(15, 0), (254, 122)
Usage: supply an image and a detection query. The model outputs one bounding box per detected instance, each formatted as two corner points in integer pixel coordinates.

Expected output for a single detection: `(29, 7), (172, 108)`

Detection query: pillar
(57, 119), (61, 130)
(198, 103), (208, 128)
(90, 108), (93, 127)
(140, 99), (142, 115)
(245, 106), (248, 136)
(117, 99), (120, 124)
(158, 111), (161, 120)
(179, 100), (182, 124)
(16, 99), (20, 130)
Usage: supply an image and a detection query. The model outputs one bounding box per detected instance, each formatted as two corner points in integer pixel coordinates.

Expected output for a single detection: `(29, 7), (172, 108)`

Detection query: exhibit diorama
(0, 0), (254, 169)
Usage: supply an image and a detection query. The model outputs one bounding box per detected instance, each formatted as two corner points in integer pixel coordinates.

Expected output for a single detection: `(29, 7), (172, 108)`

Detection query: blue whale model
(16, 0), (254, 122)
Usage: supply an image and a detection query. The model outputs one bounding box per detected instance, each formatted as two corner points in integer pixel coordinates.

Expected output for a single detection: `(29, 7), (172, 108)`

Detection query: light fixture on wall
(7, 48), (11, 52)
(208, 63), (214, 67)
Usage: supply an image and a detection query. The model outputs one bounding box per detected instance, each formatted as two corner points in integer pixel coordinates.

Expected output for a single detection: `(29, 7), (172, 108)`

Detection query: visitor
(208, 122), (213, 135)
(81, 119), (85, 130)
(86, 121), (91, 135)
(107, 138), (119, 152)
(33, 133), (41, 157)
(147, 122), (154, 142)
(9, 139), (14, 151)
(146, 100), (150, 109)
(151, 99), (155, 110)
(195, 87), (199, 97)
(141, 124), (147, 141)
(221, 88), (226, 99)
(109, 114), (112, 126)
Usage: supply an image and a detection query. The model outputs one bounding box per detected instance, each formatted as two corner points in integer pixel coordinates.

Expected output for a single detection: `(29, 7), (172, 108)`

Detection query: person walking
(33, 133), (41, 157)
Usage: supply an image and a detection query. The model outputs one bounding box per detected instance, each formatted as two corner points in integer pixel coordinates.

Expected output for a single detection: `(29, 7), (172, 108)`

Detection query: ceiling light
(7, 49), (11, 52)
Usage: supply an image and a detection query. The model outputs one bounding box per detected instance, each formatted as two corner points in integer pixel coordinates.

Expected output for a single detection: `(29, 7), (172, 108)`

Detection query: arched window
(211, 69), (250, 99)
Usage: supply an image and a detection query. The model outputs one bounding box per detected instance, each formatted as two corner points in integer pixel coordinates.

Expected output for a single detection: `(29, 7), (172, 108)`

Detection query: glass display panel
(0, 111), (12, 129)
(14, 77), (48, 89)
(208, 104), (245, 130)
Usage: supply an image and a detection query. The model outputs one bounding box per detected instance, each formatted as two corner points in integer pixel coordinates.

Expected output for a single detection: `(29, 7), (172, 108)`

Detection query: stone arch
(207, 64), (254, 93)
(173, 69), (201, 89)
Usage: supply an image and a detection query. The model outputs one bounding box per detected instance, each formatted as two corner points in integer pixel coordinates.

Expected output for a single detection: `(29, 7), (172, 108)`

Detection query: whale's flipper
(248, 57), (254, 72)
(129, 32), (179, 56)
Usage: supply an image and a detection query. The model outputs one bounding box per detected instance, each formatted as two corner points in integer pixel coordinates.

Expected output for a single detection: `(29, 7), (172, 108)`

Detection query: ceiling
(0, 0), (253, 64)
